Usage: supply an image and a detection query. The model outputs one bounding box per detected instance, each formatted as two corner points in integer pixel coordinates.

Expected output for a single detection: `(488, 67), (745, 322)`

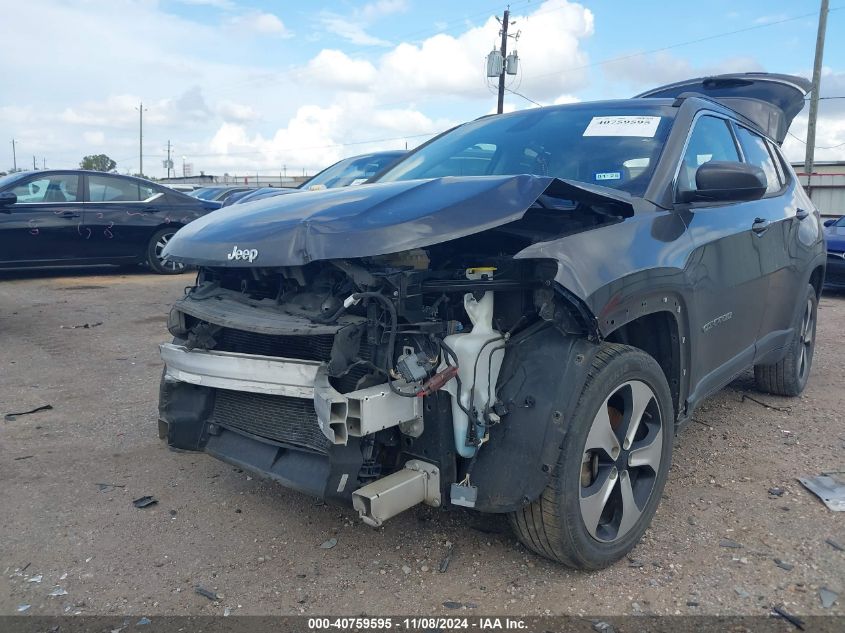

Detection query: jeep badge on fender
(227, 246), (258, 262)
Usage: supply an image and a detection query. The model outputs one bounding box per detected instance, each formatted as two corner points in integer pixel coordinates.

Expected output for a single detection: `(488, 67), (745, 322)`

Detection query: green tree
(80, 154), (116, 172)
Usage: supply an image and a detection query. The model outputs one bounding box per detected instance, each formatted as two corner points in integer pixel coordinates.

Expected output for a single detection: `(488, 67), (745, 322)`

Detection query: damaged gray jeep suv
(158, 73), (826, 569)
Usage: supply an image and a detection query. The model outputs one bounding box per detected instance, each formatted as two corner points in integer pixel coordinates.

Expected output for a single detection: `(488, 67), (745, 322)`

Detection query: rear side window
(10, 174), (80, 203)
(678, 116), (740, 192)
(89, 175), (157, 202)
(735, 126), (781, 194)
(766, 139), (788, 186)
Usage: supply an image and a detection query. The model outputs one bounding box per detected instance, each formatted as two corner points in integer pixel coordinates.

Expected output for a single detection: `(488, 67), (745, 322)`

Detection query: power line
(787, 131), (845, 150)
(505, 87), (542, 107)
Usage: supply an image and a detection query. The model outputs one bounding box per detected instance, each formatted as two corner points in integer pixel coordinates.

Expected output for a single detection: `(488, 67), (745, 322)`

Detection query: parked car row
(0, 151), (407, 274)
(0, 171), (219, 274)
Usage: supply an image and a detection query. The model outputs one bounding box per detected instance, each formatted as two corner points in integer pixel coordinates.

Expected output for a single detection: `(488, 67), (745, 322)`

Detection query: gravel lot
(1, 267), (843, 618)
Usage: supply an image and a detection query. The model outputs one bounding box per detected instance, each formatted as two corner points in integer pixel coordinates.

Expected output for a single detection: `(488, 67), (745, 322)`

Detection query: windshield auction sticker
(583, 115), (661, 137)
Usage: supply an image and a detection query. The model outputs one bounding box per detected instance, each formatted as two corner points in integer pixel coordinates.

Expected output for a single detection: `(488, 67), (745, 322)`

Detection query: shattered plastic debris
(60, 322), (103, 329)
(819, 587), (839, 609)
(48, 587), (68, 597)
(439, 542), (454, 573)
(825, 537), (844, 551)
(798, 474), (845, 511)
(772, 604), (805, 630)
(27, 574), (43, 583)
(319, 538), (338, 549)
(4, 404), (53, 422)
(223, 607), (232, 616)
(194, 585), (219, 601)
(592, 622), (615, 633)
(774, 558), (794, 571)
(16, 604), (31, 613)
(137, 617), (151, 625)
(768, 487), (785, 497)
(132, 496), (158, 509)
(97, 483), (125, 492)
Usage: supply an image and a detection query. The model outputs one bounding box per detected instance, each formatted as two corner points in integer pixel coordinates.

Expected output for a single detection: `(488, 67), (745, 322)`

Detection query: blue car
(224, 151), (407, 206)
(824, 215), (845, 289)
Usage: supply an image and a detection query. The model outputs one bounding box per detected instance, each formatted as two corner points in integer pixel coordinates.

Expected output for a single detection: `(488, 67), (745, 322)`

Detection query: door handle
(795, 208), (809, 220)
(752, 218), (769, 234)
(57, 210), (80, 219)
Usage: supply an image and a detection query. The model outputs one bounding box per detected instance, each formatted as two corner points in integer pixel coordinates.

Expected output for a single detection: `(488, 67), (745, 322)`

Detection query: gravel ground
(1, 267), (843, 618)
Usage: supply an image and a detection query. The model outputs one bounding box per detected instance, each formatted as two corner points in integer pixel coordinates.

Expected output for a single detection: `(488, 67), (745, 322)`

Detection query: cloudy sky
(1, 0), (843, 178)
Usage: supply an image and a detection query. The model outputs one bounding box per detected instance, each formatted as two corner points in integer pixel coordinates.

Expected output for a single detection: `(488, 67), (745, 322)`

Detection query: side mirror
(0, 191), (16, 212)
(678, 161), (767, 203)
(823, 218), (836, 227)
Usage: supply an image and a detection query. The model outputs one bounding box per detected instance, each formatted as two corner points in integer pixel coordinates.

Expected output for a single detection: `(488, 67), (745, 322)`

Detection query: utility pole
(135, 102), (148, 177)
(32, 155), (36, 170)
(165, 140), (172, 179)
(11, 139), (16, 172)
(42, 157), (46, 169)
(497, 8), (510, 115)
(805, 0), (829, 195)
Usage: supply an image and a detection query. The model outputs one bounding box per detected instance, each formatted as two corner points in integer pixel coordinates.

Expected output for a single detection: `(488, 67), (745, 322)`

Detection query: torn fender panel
(515, 209), (694, 327)
(163, 175), (635, 268)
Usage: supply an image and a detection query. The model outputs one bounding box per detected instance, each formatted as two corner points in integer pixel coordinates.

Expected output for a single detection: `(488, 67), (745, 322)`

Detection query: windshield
(834, 216), (845, 228)
(304, 152), (405, 190)
(191, 187), (223, 200)
(377, 104), (675, 196)
(0, 172), (30, 190)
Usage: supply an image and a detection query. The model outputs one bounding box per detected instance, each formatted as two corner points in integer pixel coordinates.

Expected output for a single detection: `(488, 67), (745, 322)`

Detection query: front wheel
(509, 344), (674, 569)
(754, 283), (818, 396)
(146, 227), (186, 275)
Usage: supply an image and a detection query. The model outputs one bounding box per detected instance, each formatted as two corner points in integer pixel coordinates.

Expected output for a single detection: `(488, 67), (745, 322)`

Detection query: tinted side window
(678, 116), (739, 193)
(89, 175), (156, 202)
(10, 174), (80, 203)
(735, 126), (779, 194)
(765, 139), (788, 187)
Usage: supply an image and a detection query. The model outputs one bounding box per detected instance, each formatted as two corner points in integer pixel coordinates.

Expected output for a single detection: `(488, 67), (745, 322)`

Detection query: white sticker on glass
(583, 116), (661, 138)
(595, 172), (622, 181)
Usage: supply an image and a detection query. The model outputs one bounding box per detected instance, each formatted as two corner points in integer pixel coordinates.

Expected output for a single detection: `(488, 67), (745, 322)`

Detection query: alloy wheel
(798, 297), (815, 381)
(579, 380), (664, 543)
(153, 232), (184, 272)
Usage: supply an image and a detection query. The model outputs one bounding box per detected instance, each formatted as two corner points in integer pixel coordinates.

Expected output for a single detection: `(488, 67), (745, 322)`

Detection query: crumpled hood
(163, 175), (633, 267)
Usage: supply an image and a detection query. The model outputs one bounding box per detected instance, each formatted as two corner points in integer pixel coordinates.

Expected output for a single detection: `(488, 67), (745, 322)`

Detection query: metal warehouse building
(793, 161), (845, 219)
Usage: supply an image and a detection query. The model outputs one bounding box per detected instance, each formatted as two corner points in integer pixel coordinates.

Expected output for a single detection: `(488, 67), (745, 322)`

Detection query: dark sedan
(824, 215), (845, 289)
(0, 170), (220, 274)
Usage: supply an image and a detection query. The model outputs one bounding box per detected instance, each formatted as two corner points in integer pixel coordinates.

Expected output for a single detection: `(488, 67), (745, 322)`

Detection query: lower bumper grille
(216, 329), (335, 361)
(212, 388), (330, 454)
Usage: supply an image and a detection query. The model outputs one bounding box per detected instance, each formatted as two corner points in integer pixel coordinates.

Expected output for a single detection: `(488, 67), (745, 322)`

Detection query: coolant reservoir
(442, 291), (504, 458)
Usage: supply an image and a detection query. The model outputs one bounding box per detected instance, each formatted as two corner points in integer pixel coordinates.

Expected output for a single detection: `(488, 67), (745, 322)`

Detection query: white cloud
(602, 51), (764, 91)
(83, 131), (106, 145)
(175, 0), (235, 8)
(371, 0), (595, 102)
(304, 50), (378, 91)
(360, 0), (409, 21)
(782, 68), (845, 163)
(226, 11), (291, 37)
(319, 13), (391, 46)
(217, 101), (259, 123)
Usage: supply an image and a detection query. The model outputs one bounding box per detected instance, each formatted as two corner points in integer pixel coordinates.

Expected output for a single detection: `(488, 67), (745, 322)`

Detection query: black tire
(754, 283), (817, 397)
(146, 227), (186, 275)
(509, 343), (674, 569)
